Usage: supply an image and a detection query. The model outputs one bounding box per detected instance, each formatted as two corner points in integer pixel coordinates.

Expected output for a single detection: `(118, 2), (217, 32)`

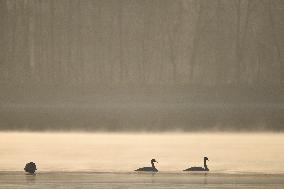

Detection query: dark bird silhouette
(24, 162), (37, 174)
(135, 159), (158, 172)
(183, 157), (209, 171)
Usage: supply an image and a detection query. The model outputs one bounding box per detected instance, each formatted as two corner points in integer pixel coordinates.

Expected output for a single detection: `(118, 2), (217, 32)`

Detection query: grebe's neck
(204, 159), (208, 170)
(151, 162), (155, 169)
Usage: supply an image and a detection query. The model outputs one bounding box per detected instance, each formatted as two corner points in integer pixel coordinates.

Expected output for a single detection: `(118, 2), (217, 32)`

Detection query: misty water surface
(1, 132), (283, 173)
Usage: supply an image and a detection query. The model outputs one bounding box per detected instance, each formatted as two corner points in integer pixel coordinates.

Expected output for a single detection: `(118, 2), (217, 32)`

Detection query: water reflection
(25, 174), (36, 183)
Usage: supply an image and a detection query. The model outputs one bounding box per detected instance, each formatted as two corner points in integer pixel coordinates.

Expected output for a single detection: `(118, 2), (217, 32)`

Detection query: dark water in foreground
(0, 172), (284, 189)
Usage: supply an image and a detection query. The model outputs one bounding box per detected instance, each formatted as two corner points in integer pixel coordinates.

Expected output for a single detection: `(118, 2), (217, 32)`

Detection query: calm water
(0, 132), (284, 188)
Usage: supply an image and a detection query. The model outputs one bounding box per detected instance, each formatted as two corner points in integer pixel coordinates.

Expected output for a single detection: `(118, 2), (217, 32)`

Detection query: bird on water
(183, 157), (209, 171)
(135, 159), (158, 172)
(24, 162), (37, 174)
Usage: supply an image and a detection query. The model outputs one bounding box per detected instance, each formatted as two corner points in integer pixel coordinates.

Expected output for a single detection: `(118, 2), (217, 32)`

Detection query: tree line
(0, 0), (283, 88)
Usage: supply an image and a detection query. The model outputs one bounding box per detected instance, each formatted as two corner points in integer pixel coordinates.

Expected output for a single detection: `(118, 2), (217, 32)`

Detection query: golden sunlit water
(1, 132), (284, 173)
(1, 132), (284, 189)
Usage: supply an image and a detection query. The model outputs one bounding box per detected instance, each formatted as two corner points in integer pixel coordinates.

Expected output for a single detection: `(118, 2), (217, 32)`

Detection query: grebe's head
(204, 157), (209, 161)
(24, 162), (37, 174)
(151, 159), (158, 163)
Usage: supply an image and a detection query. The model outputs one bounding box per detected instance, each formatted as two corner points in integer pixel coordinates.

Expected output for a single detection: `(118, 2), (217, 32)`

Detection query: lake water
(0, 132), (284, 188)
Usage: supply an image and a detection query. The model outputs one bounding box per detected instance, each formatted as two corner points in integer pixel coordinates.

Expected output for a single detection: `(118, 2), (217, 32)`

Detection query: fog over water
(1, 1), (284, 188)
(0, 0), (284, 131)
